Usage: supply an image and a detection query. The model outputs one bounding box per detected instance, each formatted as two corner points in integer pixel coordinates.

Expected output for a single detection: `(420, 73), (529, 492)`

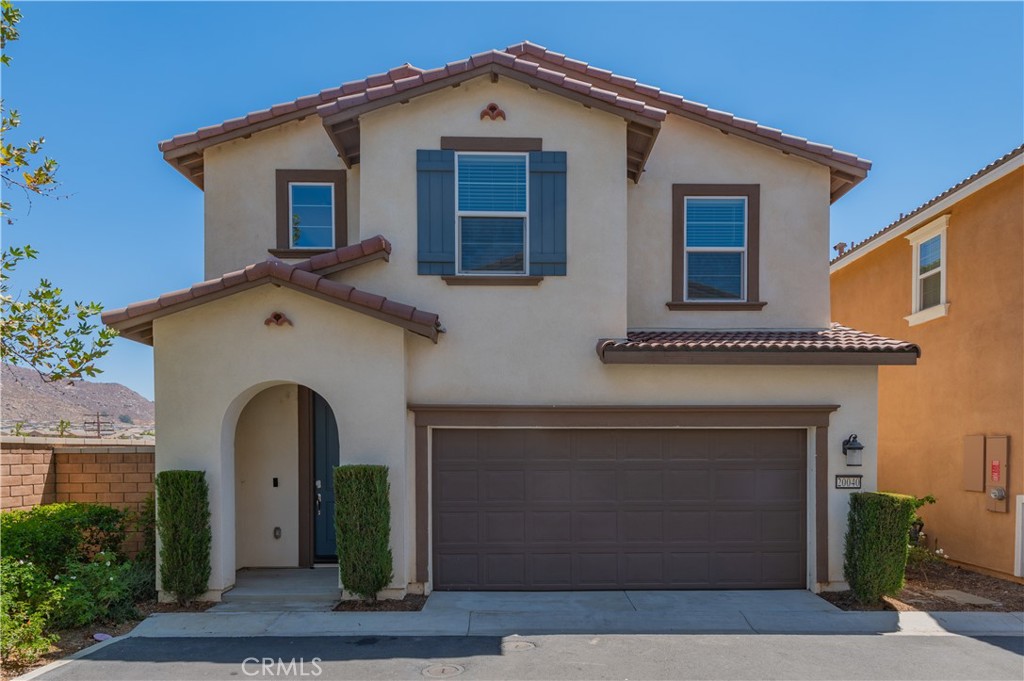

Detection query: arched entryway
(233, 383), (340, 569)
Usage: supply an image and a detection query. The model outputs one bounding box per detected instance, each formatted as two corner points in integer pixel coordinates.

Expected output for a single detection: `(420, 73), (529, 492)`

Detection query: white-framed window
(683, 196), (747, 301)
(455, 152), (528, 275)
(905, 215), (949, 326)
(289, 182), (335, 249)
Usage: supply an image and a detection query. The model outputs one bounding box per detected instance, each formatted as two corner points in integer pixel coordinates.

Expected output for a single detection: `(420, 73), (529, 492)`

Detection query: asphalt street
(28, 634), (1024, 681)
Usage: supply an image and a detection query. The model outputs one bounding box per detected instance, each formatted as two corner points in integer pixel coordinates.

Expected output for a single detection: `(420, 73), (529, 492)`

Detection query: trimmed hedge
(334, 465), (393, 600)
(843, 492), (917, 604)
(155, 470), (211, 605)
(0, 503), (126, 577)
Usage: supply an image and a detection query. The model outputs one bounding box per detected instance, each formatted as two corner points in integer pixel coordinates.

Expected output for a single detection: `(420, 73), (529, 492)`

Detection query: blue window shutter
(528, 151), (567, 276)
(417, 150), (456, 275)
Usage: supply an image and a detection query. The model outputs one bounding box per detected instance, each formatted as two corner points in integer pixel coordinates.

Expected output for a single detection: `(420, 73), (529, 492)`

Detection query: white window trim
(682, 195), (748, 302)
(454, 151), (530, 276)
(288, 181), (335, 250)
(904, 214), (949, 326)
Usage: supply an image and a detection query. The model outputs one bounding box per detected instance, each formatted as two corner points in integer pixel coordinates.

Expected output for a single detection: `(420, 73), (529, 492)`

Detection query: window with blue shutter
(417, 148), (566, 278)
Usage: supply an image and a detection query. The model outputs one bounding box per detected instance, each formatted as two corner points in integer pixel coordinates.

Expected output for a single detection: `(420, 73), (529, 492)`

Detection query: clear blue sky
(4, 1), (1022, 400)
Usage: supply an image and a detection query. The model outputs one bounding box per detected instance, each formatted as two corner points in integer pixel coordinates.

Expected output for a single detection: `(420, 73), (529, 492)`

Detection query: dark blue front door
(312, 392), (338, 561)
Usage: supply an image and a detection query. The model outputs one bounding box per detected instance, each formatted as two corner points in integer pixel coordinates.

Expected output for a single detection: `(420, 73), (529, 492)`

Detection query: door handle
(316, 492), (322, 516)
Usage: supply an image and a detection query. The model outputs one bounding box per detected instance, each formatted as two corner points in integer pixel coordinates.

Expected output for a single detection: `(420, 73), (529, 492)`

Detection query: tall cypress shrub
(843, 492), (917, 604)
(334, 465), (393, 600)
(155, 470), (211, 605)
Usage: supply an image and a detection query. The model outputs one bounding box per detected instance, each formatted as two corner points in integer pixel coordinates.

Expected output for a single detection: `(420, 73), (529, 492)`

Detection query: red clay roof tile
(599, 324), (919, 355)
(102, 235), (441, 344)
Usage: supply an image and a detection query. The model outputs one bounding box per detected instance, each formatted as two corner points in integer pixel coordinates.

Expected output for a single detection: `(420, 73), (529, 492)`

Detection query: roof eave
(831, 147), (1024, 271)
(596, 346), (919, 366)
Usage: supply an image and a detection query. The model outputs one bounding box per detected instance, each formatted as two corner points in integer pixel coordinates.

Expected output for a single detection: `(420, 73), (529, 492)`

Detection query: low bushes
(0, 503), (126, 576)
(334, 465), (393, 600)
(0, 503), (143, 666)
(155, 470), (211, 605)
(843, 492), (918, 604)
(0, 557), (59, 665)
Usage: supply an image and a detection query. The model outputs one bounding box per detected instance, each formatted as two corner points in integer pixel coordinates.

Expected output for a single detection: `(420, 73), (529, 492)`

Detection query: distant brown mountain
(1, 364), (154, 437)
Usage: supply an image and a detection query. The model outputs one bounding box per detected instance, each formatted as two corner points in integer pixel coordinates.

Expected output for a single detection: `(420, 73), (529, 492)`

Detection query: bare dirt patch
(820, 559), (1024, 612)
(333, 594), (428, 612)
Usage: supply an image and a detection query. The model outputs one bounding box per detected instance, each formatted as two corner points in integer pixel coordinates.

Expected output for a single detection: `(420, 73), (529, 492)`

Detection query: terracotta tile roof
(158, 42), (867, 198)
(102, 236), (442, 344)
(597, 324), (919, 364)
(831, 144), (1024, 266)
(315, 49), (667, 123)
(157, 63), (426, 153)
(504, 41), (871, 173)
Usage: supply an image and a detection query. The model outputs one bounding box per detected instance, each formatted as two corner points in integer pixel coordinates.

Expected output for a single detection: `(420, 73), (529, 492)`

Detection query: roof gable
(830, 144), (1024, 270)
(159, 42), (869, 199)
(102, 236), (442, 345)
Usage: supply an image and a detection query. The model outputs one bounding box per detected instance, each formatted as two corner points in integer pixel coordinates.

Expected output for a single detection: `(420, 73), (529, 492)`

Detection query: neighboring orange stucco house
(831, 145), (1024, 579)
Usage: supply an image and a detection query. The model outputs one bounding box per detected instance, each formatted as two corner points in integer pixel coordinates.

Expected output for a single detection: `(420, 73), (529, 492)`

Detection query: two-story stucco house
(832, 146), (1023, 579)
(103, 42), (919, 601)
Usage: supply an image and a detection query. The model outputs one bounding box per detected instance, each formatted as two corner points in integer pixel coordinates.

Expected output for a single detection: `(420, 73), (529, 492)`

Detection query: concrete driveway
(129, 590), (1024, 638)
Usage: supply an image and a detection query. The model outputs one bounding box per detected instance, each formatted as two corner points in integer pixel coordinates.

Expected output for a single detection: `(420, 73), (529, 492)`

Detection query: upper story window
(456, 153), (528, 275)
(416, 141), (566, 283)
(289, 183), (334, 249)
(904, 214), (949, 326)
(684, 197), (746, 300)
(669, 184), (764, 310)
(272, 169), (347, 257)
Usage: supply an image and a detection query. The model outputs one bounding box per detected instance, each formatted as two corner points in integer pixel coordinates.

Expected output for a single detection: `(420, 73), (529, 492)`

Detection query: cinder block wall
(2, 437), (155, 556)
(0, 443), (56, 509)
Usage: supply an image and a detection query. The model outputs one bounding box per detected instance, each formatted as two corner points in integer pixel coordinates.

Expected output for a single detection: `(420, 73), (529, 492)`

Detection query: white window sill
(904, 303), (949, 327)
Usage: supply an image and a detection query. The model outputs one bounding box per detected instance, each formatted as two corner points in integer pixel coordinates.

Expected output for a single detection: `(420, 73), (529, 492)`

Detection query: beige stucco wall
(627, 116), (833, 329)
(152, 284), (409, 598)
(234, 384), (298, 568)
(161, 75), (877, 595)
(203, 118), (359, 278)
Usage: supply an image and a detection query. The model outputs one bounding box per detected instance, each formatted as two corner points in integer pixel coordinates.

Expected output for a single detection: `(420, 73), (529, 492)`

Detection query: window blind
(685, 198), (746, 248)
(458, 154), (527, 212)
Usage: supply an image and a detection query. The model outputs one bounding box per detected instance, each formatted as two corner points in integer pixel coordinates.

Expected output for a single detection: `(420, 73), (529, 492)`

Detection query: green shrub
(334, 465), (393, 600)
(0, 503), (127, 576)
(155, 470), (211, 605)
(0, 557), (60, 666)
(125, 495), (157, 601)
(843, 492), (918, 604)
(49, 552), (137, 629)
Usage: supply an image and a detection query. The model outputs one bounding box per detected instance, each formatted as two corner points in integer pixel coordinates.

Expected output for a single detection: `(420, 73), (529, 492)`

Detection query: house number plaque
(835, 475), (863, 490)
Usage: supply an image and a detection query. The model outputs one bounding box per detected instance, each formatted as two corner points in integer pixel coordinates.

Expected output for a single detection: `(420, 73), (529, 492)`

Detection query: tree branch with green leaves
(1, 0), (116, 383)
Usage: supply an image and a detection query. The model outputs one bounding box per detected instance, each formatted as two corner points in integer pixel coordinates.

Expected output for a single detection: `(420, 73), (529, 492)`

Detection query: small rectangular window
(917, 234), (942, 310)
(274, 169), (346, 257)
(455, 153), (528, 275)
(904, 215), (948, 325)
(289, 183), (334, 249)
(684, 197), (746, 301)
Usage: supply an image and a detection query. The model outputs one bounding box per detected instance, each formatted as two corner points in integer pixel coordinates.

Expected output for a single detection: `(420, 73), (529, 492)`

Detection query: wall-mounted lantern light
(842, 434), (864, 467)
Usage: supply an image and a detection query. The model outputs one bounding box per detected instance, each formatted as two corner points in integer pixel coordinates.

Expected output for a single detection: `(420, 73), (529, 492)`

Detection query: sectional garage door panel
(432, 428), (806, 590)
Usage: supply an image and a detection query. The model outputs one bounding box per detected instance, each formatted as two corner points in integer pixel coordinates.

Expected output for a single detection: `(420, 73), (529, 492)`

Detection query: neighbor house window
(455, 153), (528, 275)
(669, 184), (762, 309)
(273, 169), (347, 256)
(904, 214), (949, 325)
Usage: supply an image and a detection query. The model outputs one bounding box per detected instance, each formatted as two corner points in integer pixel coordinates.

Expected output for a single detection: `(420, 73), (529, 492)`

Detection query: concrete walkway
(130, 590), (1024, 638)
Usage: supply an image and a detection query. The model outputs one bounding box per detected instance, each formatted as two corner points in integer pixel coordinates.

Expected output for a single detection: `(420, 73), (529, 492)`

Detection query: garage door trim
(410, 404), (837, 587)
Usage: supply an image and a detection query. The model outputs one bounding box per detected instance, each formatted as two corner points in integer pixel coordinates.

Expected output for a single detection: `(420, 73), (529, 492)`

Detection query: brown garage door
(432, 428), (806, 590)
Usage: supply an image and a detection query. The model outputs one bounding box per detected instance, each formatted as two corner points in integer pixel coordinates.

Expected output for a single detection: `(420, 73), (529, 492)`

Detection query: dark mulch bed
(820, 559), (1024, 612)
(333, 594), (428, 612)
